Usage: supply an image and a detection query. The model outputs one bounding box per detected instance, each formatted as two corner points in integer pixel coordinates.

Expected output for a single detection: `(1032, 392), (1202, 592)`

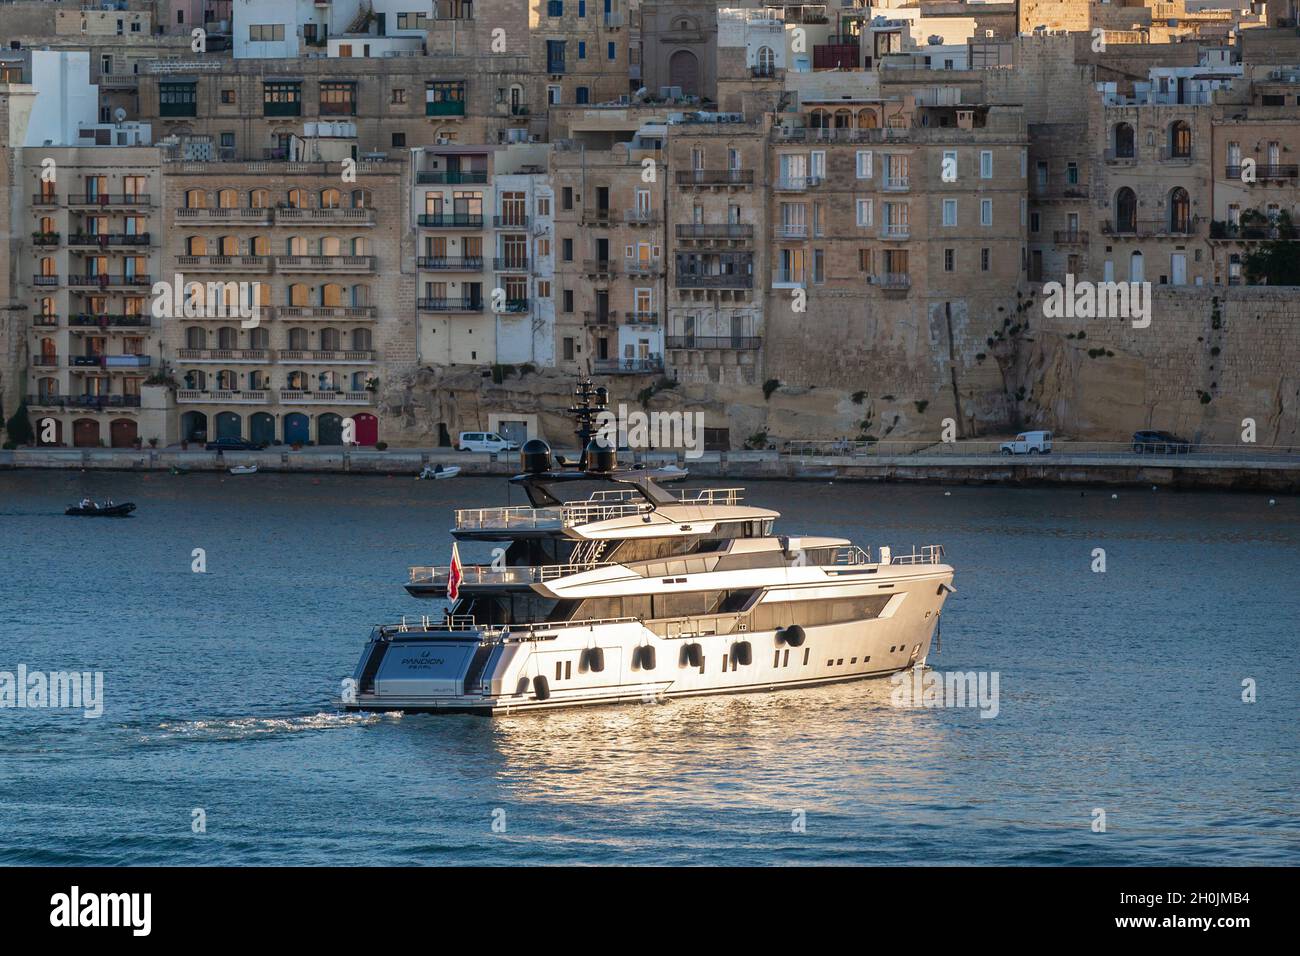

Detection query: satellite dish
(113, 107), (127, 122)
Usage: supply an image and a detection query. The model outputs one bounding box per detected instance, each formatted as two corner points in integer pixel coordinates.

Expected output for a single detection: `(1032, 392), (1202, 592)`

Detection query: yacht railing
(645, 612), (748, 639)
(453, 486), (747, 531)
(890, 545), (945, 565)
(408, 562), (618, 586)
(828, 545), (873, 565)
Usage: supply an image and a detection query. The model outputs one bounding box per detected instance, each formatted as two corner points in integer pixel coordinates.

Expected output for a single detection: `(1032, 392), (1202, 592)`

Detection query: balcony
(67, 274), (152, 288)
(32, 232), (60, 246)
(69, 314), (152, 329)
(274, 306), (376, 321)
(625, 210), (660, 226)
(68, 193), (152, 207)
(676, 223), (753, 241)
(583, 259), (616, 276)
(604, 11), (624, 27)
(176, 389), (270, 404)
(1053, 230), (1089, 245)
(277, 350), (375, 364)
(1209, 221), (1289, 241)
(775, 224), (808, 240)
(773, 270), (805, 287)
(275, 255), (375, 273)
(425, 101), (467, 118)
(593, 357), (664, 374)
(775, 177), (816, 192)
(279, 389), (373, 404)
(33, 315), (60, 327)
(418, 298), (484, 313)
(175, 207), (274, 223)
(498, 299), (529, 314)
(665, 335), (760, 350)
(675, 169), (754, 188)
(1225, 164), (1298, 180)
(625, 311), (659, 326)
(415, 171), (485, 185)
(1157, 146), (1194, 163)
(65, 354), (152, 369)
(583, 311), (617, 327)
(418, 213), (485, 228)
(33, 274), (61, 287)
(67, 233), (151, 247)
(28, 394), (142, 410)
(263, 101), (302, 118)
(581, 209), (613, 226)
(675, 273), (754, 289)
(1101, 218), (1197, 239)
(275, 207), (375, 225)
(177, 255), (271, 273)
(874, 272), (911, 291)
(624, 257), (662, 275)
(32, 193), (59, 206)
(493, 214), (530, 228)
(493, 257), (529, 271)
(751, 65), (779, 79)
(417, 256), (484, 271)
(177, 349), (271, 363)
(880, 224), (910, 240)
(882, 176), (910, 192)
(1103, 148), (1138, 165)
(33, 354), (61, 367)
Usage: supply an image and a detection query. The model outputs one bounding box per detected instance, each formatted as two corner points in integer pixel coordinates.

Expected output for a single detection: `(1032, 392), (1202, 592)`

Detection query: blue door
(216, 412), (242, 440)
(284, 413), (310, 445)
(249, 412), (275, 446)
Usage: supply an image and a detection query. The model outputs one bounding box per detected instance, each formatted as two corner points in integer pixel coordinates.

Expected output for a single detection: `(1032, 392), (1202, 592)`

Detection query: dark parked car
(1132, 430), (1192, 454)
(205, 437), (266, 452)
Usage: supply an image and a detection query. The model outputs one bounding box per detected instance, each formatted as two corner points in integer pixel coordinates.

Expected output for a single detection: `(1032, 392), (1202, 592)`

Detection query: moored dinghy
(66, 497), (136, 517)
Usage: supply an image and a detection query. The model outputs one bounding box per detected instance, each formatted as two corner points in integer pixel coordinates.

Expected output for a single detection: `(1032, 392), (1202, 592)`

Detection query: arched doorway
(73, 418), (100, 447)
(1130, 251), (1145, 283)
(668, 49), (700, 97)
(181, 411), (208, 443)
(1114, 187), (1137, 234)
(318, 413), (343, 446)
(1168, 187), (1190, 233)
(353, 412), (378, 446)
(249, 412), (275, 447)
(215, 411), (242, 440)
(284, 413), (310, 445)
(1113, 122), (1135, 159)
(109, 418), (138, 448)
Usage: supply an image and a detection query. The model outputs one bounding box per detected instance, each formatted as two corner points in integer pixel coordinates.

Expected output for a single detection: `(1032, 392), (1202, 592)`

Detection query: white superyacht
(345, 384), (955, 714)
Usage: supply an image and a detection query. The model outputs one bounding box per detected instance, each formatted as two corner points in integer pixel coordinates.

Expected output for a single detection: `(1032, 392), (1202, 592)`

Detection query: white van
(999, 431), (1053, 455)
(458, 431), (518, 454)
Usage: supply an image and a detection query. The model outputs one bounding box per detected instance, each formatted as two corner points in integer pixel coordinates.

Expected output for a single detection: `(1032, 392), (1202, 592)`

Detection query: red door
(73, 418), (100, 447)
(110, 418), (138, 448)
(353, 413), (378, 446)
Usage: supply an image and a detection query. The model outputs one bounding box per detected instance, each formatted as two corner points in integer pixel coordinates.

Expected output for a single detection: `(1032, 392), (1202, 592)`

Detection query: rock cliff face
(377, 287), (1298, 449)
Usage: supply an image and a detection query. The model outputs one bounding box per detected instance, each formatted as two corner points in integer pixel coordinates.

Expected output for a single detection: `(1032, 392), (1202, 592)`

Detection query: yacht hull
(346, 567), (951, 715)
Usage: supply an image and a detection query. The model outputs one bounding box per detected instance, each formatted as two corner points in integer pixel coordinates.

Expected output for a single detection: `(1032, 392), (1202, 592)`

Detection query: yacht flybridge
(345, 382), (955, 715)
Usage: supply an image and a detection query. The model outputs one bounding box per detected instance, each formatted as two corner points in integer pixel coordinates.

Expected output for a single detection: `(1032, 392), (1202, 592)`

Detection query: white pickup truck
(999, 431), (1053, 455)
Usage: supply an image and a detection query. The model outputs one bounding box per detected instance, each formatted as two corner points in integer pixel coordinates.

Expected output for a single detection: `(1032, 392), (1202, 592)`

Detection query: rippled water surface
(1, 470), (1297, 865)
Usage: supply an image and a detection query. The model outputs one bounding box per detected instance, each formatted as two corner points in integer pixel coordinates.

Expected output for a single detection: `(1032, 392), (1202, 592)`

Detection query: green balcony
(426, 100), (466, 117)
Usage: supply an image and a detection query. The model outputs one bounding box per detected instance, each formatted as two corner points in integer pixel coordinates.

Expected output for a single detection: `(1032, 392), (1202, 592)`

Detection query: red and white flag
(447, 541), (463, 602)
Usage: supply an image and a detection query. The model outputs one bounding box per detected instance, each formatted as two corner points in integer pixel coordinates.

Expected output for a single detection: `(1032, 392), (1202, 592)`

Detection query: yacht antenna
(568, 378), (609, 469)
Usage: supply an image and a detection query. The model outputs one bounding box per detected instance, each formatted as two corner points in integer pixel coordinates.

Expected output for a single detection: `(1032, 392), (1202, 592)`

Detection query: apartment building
(1208, 70), (1300, 285)
(531, 0), (632, 108)
(664, 115), (765, 387)
(550, 132), (669, 376)
(411, 141), (556, 367)
(161, 142), (410, 446)
(24, 146), (166, 447)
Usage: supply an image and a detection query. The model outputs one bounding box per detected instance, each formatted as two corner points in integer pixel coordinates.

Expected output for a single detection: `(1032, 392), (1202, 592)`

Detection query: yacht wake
(145, 711), (398, 743)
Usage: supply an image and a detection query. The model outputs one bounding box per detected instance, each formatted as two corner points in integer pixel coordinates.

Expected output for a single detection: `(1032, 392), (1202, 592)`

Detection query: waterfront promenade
(2, 441), (1296, 490)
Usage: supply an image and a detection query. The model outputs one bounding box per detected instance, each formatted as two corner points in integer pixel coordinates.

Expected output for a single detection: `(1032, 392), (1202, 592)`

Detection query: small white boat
(229, 465), (258, 476)
(418, 464), (460, 480)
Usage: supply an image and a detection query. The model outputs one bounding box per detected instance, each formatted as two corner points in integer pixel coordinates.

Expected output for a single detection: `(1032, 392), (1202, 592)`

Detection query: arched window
(319, 327), (340, 351)
(858, 110), (878, 129)
(216, 369), (237, 391)
(810, 109), (829, 129)
(250, 235), (269, 256)
(288, 235), (308, 255)
(351, 237), (369, 256)
(320, 236), (341, 256)
(351, 284), (370, 307)
(1168, 187), (1190, 233)
(1114, 187), (1137, 233)
(186, 235), (207, 255)
(288, 283), (309, 306)
(288, 327), (309, 350)
(185, 326), (206, 349)
(322, 283), (345, 307)
(317, 370), (339, 391)
(757, 46), (775, 74)
(287, 370), (308, 390)
(248, 326), (269, 350)
(351, 327), (372, 350)
(184, 188), (206, 209)
(248, 370), (267, 390)
(1129, 251), (1144, 283)
(351, 189), (372, 209)
(216, 326), (237, 350)
(834, 109), (852, 129)
(39, 297), (54, 317)
(218, 235), (238, 255)
(249, 188), (270, 208)
(40, 256), (56, 277)
(287, 188), (306, 209)
(217, 188), (237, 209)
(1169, 120), (1191, 159)
(1113, 122), (1135, 159)
(320, 188), (341, 209)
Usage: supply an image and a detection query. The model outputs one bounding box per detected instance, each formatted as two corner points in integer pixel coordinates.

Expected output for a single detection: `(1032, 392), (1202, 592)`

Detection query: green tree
(4, 402), (35, 446)
(1243, 210), (1300, 286)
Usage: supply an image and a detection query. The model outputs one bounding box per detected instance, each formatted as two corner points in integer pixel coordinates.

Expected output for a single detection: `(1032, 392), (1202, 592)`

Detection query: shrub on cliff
(4, 402), (34, 446)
